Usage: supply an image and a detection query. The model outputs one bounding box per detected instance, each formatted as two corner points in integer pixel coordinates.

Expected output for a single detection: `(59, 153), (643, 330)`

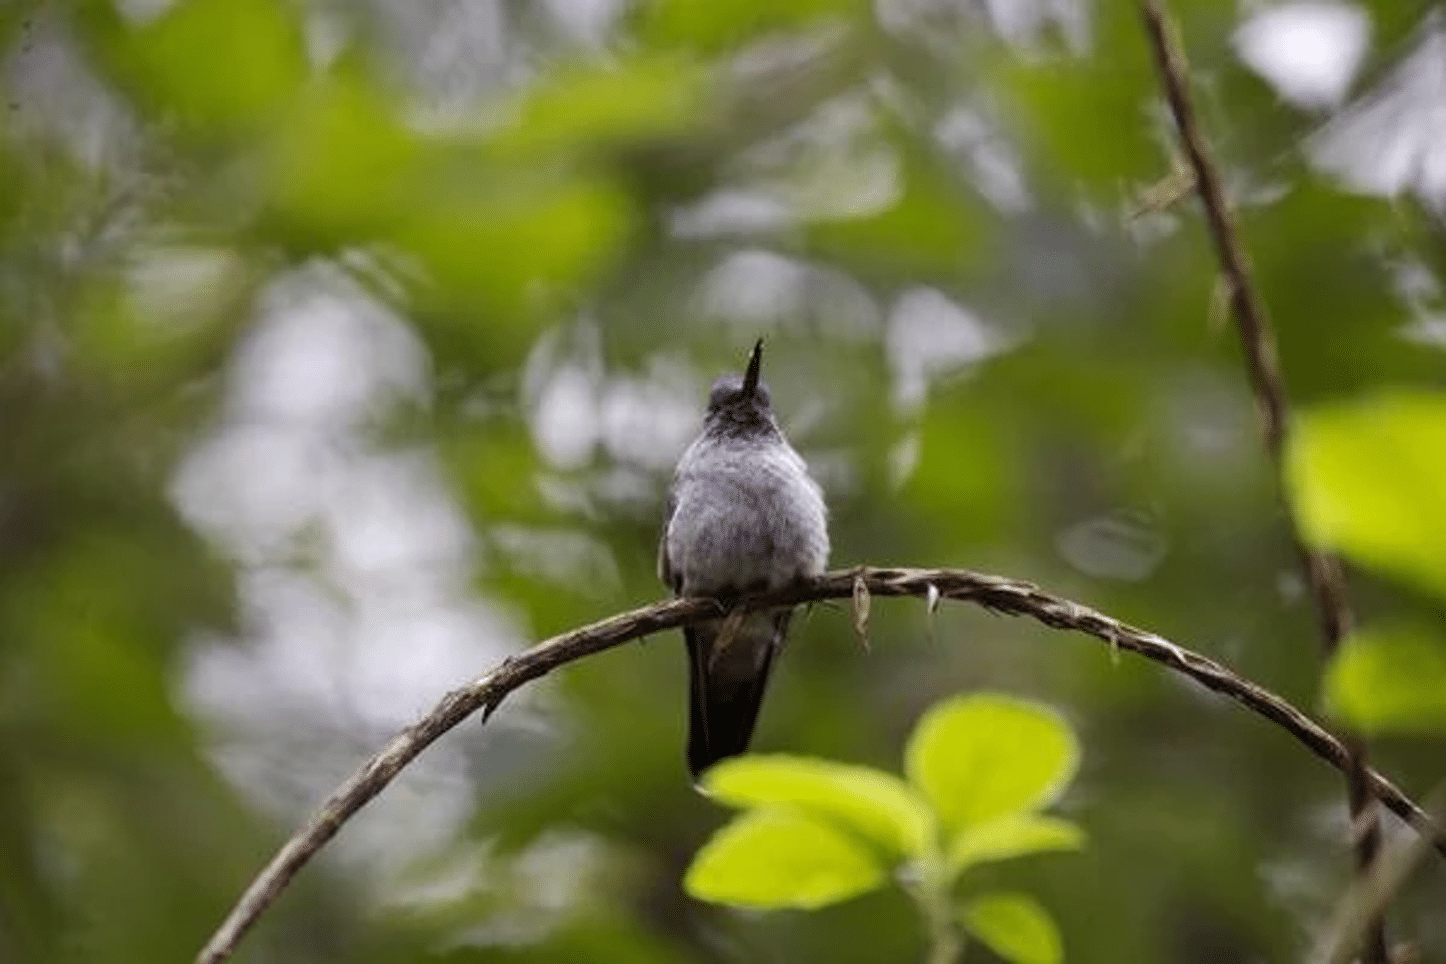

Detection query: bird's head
(704, 339), (777, 437)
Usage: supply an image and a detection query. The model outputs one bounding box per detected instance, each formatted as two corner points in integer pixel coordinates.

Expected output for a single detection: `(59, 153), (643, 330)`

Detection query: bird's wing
(657, 489), (679, 594)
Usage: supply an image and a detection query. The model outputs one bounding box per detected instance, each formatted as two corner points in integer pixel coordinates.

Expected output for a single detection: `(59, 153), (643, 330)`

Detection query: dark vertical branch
(1137, 5), (1388, 961)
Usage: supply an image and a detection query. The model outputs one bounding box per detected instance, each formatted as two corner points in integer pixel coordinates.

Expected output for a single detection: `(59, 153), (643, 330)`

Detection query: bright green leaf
(637, 0), (860, 52)
(905, 694), (1079, 835)
(947, 814), (1085, 875)
(1324, 624), (1446, 733)
(702, 754), (934, 858)
(128, 0), (306, 133)
(960, 892), (1063, 964)
(399, 174), (632, 316)
(491, 57), (708, 157)
(264, 78), (420, 245)
(1287, 391), (1446, 600)
(684, 809), (886, 909)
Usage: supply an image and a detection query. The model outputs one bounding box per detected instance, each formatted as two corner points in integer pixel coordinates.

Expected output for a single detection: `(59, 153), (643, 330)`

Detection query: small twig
(918, 858), (964, 964)
(1137, 2), (1286, 451)
(1126, 161), (1197, 219)
(1314, 788), (1446, 964)
(1138, 5), (1388, 960)
(196, 566), (1446, 964)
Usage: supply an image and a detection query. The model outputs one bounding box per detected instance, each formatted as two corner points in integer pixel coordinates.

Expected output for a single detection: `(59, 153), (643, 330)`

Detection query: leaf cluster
(686, 694), (1083, 964)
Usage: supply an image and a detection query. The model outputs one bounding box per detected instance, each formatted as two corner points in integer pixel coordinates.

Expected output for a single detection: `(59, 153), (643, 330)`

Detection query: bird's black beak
(741, 339), (763, 398)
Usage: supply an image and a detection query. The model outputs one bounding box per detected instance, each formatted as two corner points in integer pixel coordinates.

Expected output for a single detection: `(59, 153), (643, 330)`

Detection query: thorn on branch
(851, 570), (872, 653)
(924, 582), (940, 646)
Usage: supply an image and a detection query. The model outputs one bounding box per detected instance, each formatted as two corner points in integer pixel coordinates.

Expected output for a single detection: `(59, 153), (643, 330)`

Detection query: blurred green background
(2, 0), (1444, 960)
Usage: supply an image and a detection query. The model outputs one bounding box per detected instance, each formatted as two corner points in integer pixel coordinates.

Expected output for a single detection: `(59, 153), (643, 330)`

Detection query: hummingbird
(658, 340), (830, 780)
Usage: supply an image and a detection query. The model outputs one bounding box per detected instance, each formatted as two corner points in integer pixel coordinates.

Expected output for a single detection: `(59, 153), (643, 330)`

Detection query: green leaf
(808, 147), (985, 280)
(491, 57), (708, 157)
(995, 5), (1156, 194)
(684, 809), (886, 909)
(263, 78), (420, 247)
(126, 0), (306, 133)
(947, 815), (1085, 875)
(959, 892), (1063, 964)
(702, 754), (934, 858)
(399, 173), (633, 317)
(636, 0), (860, 52)
(1324, 624), (1446, 734)
(905, 694), (1079, 836)
(1287, 391), (1446, 600)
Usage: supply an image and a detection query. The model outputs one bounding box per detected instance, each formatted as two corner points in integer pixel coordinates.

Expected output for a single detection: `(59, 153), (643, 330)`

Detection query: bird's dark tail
(686, 610), (790, 781)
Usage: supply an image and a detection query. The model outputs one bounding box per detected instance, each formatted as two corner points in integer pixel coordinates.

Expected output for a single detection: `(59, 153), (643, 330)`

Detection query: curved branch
(195, 566), (1445, 964)
(1138, 4), (1387, 959)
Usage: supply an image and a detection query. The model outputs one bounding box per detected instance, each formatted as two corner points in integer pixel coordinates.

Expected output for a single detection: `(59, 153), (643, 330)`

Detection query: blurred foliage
(1289, 390), (1446, 600)
(3, 0), (1445, 962)
(1288, 391), (1446, 735)
(1323, 624), (1446, 734)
